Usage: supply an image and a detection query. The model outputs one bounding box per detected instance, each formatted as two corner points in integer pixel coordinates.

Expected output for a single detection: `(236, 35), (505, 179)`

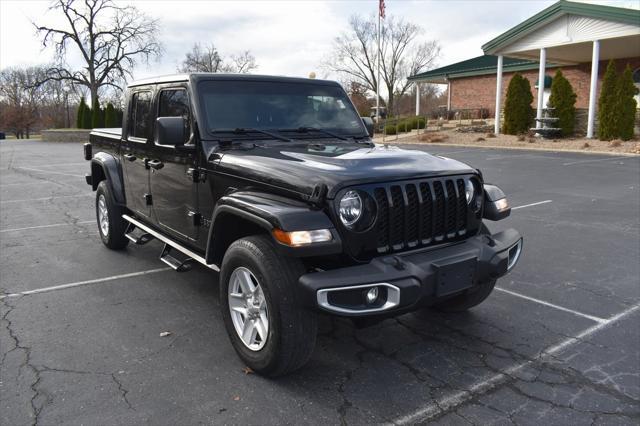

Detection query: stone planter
(41, 129), (92, 143)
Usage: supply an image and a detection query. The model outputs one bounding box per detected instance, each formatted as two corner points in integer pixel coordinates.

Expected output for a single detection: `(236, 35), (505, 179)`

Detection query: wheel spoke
(237, 269), (256, 294)
(241, 318), (257, 345)
(229, 293), (247, 315)
(254, 316), (267, 341)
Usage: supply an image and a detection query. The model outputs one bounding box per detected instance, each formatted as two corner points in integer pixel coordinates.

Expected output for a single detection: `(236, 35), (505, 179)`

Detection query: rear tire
(220, 235), (317, 377)
(434, 223), (495, 312)
(96, 181), (129, 250)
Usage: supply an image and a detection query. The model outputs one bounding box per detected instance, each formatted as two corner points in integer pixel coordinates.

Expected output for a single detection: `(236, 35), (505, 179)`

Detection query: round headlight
(465, 180), (475, 204)
(339, 190), (362, 227)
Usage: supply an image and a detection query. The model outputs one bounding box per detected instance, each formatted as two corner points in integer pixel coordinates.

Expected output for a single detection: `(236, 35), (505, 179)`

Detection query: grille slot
(371, 177), (472, 254)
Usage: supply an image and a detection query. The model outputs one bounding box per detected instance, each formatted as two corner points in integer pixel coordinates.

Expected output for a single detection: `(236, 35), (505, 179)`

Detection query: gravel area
(398, 128), (640, 155)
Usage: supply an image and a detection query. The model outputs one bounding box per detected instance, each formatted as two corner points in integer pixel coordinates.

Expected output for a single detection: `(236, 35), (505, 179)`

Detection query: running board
(122, 214), (219, 272)
(160, 244), (194, 272)
(124, 223), (155, 245)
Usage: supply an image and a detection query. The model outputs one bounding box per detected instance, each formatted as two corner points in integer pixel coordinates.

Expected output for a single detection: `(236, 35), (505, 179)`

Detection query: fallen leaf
(233, 396), (240, 401)
(242, 366), (254, 375)
(159, 331), (172, 337)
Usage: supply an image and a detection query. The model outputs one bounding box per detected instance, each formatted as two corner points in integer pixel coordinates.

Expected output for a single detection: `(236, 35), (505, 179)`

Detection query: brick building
(409, 1), (640, 137)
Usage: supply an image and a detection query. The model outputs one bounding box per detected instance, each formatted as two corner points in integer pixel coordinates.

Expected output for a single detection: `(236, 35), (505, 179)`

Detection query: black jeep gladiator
(84, 73), (522, 377)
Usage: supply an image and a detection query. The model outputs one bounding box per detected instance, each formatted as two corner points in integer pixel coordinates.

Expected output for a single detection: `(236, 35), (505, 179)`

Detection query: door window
(158, 89), (191, 145)
(129, 91), (152, 141)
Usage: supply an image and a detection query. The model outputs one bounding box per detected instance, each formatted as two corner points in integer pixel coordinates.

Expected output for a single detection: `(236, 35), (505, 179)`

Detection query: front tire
(95, 181), (129, 250)
(220, 235), (317, 377)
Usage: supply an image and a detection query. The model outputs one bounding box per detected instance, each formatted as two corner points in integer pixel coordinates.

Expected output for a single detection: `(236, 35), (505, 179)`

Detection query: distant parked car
(0, 132), (5, 140)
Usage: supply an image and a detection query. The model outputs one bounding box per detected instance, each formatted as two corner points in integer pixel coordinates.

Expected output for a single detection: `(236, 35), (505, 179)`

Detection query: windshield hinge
(187, 168), (206, 183)
(308, 183), (328, 208)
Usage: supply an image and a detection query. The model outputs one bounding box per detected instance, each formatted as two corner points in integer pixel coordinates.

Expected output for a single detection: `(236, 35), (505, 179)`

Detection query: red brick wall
(449, 57), (640, 116)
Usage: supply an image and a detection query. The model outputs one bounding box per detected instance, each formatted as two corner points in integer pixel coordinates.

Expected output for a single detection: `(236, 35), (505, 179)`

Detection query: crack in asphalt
(1, 295), (138, 423)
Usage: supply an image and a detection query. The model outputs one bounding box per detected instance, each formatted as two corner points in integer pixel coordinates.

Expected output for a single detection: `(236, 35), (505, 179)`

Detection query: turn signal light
(272, 228), (333, 246)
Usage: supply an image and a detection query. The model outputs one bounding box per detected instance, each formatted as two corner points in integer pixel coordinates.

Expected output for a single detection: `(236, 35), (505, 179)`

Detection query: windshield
(198, 80), (366, 137)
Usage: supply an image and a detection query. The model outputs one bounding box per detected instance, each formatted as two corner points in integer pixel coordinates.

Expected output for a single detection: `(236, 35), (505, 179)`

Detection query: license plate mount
(434, 257), (478, 297)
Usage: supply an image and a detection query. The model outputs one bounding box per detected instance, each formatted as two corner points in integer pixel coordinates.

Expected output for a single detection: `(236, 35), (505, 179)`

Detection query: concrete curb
(384, 140), (640, 157)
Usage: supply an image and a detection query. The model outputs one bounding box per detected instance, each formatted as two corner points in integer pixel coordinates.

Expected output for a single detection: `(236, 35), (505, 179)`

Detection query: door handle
(148, 160), (164, 170)
(123, 154), (136, 162)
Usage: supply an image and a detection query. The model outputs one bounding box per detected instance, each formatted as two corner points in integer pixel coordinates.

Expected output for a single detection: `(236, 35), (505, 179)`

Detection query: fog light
(365, 287), (379, 304)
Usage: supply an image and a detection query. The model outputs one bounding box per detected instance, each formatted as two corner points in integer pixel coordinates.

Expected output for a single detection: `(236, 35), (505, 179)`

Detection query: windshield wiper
(232, 128), (293, 142)
(284, 127), (350, 141)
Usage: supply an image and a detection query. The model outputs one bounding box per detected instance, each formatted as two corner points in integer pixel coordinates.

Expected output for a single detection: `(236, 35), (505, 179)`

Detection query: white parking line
(511, 200), (552, 210)
(0, 268), (171, 299)
(562, 156), (629, 166)
(22, 162), (87, 168)
(392, 302), (640, 425)
(0, 220), (94, 233)
(13, 166), (84, 178)
(1, 194), (91, 204)
(495, 287), (607, 323)
(436, 149), (487, 156)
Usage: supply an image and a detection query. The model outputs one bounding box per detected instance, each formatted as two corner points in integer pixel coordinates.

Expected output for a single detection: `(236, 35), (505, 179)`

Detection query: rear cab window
(128, 90), (152, 142)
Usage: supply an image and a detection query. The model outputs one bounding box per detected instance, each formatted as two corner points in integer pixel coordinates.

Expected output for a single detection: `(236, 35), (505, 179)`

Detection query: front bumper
(298, 228), (522, 316)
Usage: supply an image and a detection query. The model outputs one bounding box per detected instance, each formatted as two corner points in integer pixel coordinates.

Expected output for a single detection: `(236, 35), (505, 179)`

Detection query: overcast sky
(1, 0), (637, 83)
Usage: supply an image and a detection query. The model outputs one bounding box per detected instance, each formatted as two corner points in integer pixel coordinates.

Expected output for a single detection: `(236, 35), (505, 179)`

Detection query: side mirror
(361, 116), (374, 138)
(156, 116), (187, 146)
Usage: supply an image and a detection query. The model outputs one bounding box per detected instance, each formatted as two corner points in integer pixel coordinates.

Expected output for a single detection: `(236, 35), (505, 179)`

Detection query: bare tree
(35, 0), (162, 104)
(323, 14), (440, 115)
(178, 43), (223, 73)
(178, 43), (258, 74)
(0, 66), (49, 138)
(224, 51), (258, 74)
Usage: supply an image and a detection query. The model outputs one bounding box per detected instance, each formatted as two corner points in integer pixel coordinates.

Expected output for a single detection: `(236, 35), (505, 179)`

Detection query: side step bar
(160, 244), (194, 272)
(124, 223), (155, 245)
(122, 214), (219, 272)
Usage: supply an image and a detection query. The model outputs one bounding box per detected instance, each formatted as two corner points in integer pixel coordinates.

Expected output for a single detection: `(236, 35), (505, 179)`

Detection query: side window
(129, 91), (152, 140)
(158, 89), (191, 145)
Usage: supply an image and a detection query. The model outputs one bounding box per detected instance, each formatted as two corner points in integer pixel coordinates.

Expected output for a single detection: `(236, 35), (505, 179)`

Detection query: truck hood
(213, 141), (477, 199)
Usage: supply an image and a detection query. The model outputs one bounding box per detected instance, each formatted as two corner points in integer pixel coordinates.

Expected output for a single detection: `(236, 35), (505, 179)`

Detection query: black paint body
(86, 73), (522, 316)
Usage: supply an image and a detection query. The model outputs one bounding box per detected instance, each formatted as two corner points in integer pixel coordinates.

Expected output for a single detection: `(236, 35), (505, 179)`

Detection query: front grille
(373, 177), (471, 253)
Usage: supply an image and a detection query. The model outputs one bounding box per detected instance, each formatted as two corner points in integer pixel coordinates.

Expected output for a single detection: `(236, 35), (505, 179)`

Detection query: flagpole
(376, 1), (381, 123)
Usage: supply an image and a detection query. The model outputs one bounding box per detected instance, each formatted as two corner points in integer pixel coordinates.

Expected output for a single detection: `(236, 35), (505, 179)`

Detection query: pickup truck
(84, 73), (523, 377)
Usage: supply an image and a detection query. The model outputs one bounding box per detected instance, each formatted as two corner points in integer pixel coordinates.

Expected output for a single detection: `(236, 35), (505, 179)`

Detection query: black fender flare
(205, 191), (342, 264)
(90, 152), (126, 205)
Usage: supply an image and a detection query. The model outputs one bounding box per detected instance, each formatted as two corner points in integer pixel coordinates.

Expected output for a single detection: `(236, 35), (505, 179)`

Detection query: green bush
(104, 103), (117, 127)
(396, 121), (407, 133)
(503, 73), (534, 135)
(91, 99), (104, 128)
(82, 102), (92, 129)
(616, 64), (638, 141)
(406, 118), (417, 130)
(598, 60), (618, 140)
(384, 124), (397, 135)
(416, 117), (426, 129)
(548, 69), (577, 137)
(76, 97), (86, 128)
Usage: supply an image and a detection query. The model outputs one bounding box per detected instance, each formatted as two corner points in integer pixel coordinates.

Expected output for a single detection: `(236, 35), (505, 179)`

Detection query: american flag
(379, 0), (386, 19)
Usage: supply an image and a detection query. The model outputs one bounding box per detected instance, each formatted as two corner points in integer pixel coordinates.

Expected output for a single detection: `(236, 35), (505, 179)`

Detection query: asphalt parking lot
(1, 139), (639, 425)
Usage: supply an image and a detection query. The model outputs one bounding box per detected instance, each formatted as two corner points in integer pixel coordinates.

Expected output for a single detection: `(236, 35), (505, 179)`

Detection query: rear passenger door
(122, 89), (153, 219)
(149, 87), (200, 242)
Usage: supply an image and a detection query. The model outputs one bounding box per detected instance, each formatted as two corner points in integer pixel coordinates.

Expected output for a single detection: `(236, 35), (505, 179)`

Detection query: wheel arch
(90, 153), (126, 205)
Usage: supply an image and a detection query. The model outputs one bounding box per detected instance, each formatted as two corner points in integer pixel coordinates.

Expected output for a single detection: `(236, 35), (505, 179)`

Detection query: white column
(494, 55), (504, 134)
(587, 40), (600, 138)
(536, 48), (547, 122)
(415, 83), (420, 116)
